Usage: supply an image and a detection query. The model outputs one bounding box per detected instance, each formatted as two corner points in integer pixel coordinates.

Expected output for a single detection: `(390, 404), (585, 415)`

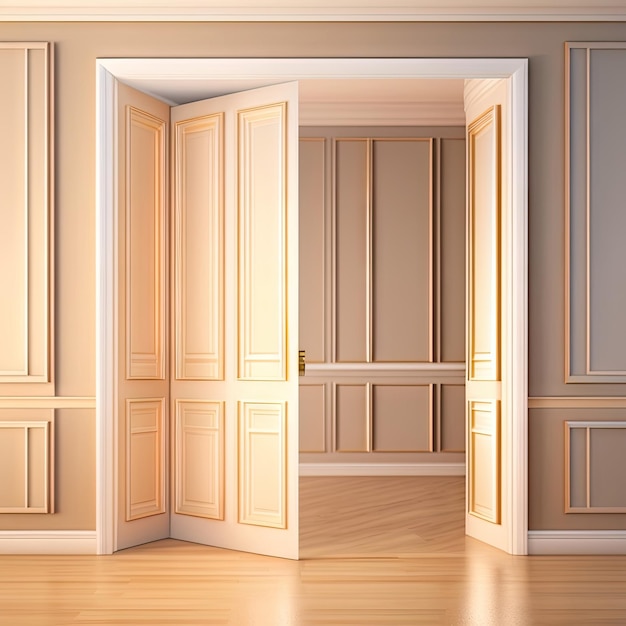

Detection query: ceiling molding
(1, 2), (626, 21)
(300, 101), (465, 126)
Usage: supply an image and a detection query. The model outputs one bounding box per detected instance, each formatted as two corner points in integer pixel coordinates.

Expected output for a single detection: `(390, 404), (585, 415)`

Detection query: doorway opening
(95, 57), (528, 557)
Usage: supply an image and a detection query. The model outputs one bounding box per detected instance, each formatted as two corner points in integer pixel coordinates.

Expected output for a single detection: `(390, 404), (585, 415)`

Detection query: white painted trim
(509, 59), (529, 556)
(95, 64), (116, 556)
(528, 531), (626, 555)
(299, 462), (465, 476)
(99, 58), (527, 83)
(0, 531), (97, 555)
(96, 56), (528, 556)
(300, 102), (465, 127)
(2, 3), (626, 21)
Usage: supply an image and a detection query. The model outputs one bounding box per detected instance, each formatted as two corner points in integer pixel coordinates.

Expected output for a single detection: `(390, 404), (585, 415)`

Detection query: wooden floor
(1, 477), (626, 625)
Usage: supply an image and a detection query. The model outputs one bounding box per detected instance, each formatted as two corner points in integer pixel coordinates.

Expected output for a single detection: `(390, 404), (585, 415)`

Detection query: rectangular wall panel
(440, 383), (465, 452)
(238, 402), (286, 528)
(299, 383), (326, 453)
(174, 114), (224, 380)
(373, 139), (432, 362)
(467, 107), (501, 382)
(334, 383), (369, 452)
(126, 107), (166, 380)
(468, 400), (500, 523)
(566, 43), (626, 382)
(175, 400), (224, 520)
(0, 43), (51, 386)
(334, 139), (368, 362)
(238, 104), (287, 380)
(0, 414), (53, 513)
(372, 384), (431, 452)
(565, 421), (626, 512)
(299, 138), (326, 363)
(439, 138), (466, 363)
(126, 398), (165, 521)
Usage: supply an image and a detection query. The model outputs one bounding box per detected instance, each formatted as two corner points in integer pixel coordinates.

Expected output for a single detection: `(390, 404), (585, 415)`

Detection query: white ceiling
(1, 0), (625, 20)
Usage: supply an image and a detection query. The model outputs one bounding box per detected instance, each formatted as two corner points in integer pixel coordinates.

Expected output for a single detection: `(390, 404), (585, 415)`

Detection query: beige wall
(1, 21), (626, 532)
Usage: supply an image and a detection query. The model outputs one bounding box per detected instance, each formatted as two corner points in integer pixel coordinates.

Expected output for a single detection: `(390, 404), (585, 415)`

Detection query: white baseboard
(528, 530), (626, 555)
(299, 462), (465, 477)
(0, 530), (97, 554)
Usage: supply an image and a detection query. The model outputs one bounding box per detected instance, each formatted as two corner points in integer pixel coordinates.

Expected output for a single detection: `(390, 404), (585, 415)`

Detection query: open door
(464, 79), (512, 552)
(115, 83), (171, 551)
(169, 83), (300, 559)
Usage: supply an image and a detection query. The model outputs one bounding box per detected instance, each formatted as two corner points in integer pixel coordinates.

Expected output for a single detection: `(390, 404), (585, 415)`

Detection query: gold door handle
(299, 350), (306, 377)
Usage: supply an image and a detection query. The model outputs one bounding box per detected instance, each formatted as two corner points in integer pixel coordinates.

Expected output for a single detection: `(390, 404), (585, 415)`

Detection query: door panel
(115, 83), (170, 551)
(173, 113), (224, 381)
(465, 79), (509, 552)
(170, 83), (299, 559)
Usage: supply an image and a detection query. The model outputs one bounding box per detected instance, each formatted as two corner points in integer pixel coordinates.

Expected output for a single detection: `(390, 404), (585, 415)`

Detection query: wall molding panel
(566, 42), (626, 383)
(565, 420), (626, 513)
(125, 106), (166, 380)
(174, 400), (224, 520)
(299, 383), (326, 453)
(0, 42), (53, 393)
(0, 413), (54, 513)
(174, 114), (224, 381)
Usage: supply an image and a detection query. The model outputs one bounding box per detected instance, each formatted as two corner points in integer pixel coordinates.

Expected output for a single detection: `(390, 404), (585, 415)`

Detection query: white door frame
(95, 56), (528, 556)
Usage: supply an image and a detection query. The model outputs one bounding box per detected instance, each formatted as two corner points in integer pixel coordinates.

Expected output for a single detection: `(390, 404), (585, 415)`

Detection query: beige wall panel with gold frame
(529, 408), (626, 531)
(566, 42), (626, 383)
(0, 42), (53, 396)
(299, 138), (326, 364)
(0, 411), (54, 513)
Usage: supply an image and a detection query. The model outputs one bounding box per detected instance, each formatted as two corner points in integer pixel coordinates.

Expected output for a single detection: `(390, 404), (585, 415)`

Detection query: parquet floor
(1, 476), (626, 625)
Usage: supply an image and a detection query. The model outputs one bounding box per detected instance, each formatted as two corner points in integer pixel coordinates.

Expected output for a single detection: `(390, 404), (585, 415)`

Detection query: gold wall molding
(0, 412), (54, 513)
(565, 42), (626, 383)
(0, 42), (53, 393)
(565, 420), (626, 513)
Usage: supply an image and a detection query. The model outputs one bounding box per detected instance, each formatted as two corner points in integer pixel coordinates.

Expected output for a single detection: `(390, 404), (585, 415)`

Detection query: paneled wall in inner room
(299, 126), (466, 467)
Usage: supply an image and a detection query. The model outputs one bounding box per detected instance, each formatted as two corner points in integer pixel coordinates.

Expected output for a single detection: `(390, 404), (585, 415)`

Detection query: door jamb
(95, 56), (528, 556)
